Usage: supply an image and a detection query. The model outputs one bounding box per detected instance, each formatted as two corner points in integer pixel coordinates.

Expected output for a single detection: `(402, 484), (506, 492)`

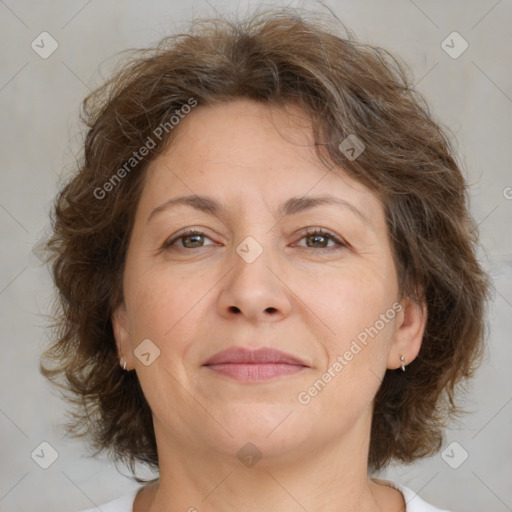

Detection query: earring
(400, 355), (406, 372)
(121, 360), (127, 371)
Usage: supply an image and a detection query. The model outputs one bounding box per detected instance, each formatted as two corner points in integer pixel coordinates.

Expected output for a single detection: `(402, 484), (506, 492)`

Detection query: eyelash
(162, 227), (347, 252)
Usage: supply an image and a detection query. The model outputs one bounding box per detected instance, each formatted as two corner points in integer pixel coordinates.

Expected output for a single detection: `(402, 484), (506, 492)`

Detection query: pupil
(186, 234), (202, 247)
(309, 234), (326, 247)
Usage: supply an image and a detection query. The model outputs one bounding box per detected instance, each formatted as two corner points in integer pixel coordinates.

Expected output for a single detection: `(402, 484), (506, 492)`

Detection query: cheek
(308, 264), (395, 335)
(305, 267), (398, 392)
(126, 266), (205, 347)
(125, 270), (206, 402)
(304, 302), (396, 416)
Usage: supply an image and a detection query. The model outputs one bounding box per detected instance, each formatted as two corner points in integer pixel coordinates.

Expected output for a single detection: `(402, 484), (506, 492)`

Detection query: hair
(40, 6), (491, 477)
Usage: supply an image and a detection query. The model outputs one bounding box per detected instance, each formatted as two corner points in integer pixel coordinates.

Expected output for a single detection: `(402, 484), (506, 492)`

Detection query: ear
(111, 302), (134, 370)
(387, 295), (427, 370)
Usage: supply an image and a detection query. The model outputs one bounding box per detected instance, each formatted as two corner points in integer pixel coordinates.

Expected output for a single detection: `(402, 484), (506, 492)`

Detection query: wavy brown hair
(40, 6), (490, 477)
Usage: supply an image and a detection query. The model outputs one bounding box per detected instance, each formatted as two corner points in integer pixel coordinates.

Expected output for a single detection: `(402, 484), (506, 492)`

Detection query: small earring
(400, 355), (406, 372)
(121, 360), (127, 371)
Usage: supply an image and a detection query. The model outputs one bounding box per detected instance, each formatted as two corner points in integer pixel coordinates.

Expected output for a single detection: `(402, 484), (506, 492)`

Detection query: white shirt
(76, 479), (452, 511)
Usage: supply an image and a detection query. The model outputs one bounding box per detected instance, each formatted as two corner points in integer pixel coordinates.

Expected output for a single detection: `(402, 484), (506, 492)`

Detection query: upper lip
(203, 347), (308, 366)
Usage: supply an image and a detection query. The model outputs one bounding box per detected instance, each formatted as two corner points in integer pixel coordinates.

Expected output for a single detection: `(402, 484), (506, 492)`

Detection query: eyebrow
(147, 194), (371, 226)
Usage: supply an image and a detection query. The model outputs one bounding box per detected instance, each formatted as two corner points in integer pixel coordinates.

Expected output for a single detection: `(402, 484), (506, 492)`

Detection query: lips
(202, 347), (309, 382)
(202, 347), (308, 366)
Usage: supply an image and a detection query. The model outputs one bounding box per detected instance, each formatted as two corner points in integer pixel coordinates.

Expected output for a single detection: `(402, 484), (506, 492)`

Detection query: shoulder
(380, 479), (453, 512)
(371, 478), (453, 512)
(74, 481), (454, 512)
(75, 487), (140, 512)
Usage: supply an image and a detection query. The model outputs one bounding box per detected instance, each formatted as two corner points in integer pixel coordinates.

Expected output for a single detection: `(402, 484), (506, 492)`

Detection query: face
(112, 99), (426, 464)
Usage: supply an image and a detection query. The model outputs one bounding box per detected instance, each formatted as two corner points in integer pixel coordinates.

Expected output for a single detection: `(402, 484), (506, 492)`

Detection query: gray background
(1, 1), (511, 511)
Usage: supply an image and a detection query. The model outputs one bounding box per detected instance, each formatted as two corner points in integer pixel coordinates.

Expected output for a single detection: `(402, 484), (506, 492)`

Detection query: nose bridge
(217, 226), (291, 321)
(231, 205), (276, 269)
(232, 230), (276, 294)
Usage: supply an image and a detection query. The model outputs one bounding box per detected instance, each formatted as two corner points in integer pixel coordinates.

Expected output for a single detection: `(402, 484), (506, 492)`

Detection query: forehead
(138, 99), (382, 224)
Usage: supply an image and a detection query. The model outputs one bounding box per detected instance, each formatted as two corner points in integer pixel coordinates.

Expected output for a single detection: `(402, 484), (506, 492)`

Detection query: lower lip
(204, 363), (305, 381)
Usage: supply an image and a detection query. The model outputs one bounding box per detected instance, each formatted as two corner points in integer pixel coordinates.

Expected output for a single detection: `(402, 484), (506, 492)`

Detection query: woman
(41, 7), (490, 512)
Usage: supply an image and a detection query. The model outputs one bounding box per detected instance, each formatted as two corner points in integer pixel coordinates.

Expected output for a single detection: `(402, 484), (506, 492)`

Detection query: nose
(216, 239), (292, 324)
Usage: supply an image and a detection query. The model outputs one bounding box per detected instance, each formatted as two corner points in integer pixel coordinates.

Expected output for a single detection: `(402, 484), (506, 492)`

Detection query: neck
(139, 410), (402, 512)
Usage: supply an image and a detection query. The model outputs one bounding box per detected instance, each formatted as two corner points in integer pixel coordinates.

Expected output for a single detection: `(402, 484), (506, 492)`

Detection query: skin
(112, 99), (427, 512)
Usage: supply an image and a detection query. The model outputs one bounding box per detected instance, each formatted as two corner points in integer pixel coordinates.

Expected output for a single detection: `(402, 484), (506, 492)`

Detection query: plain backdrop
(0, 1), (511, 511)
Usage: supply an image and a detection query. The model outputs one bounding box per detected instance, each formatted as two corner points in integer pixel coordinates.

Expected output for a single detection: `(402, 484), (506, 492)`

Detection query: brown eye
(162, 229), (214, 250)
(306, 232), (330, 248)
(295, 228), (346, 250)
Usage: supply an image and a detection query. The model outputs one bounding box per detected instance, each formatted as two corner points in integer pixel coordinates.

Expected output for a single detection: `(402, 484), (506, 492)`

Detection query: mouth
(202, 346), (309, 382)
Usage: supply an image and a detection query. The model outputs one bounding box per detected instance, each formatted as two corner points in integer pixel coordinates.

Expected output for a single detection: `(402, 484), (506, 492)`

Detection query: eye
(162, 229), (215, 250)
(162, 227), (347, 252)
(294, 228), (346, 250)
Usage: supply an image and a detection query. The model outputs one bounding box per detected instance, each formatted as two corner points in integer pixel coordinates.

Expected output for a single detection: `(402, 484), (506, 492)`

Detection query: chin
(212, 403), (307, 449)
